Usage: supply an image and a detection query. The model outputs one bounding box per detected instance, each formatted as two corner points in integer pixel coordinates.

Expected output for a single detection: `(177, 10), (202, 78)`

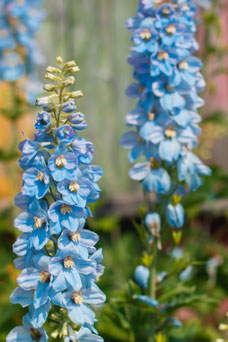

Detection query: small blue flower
(56, 125), (76, 144)
(62, 101), (76, 113)
(48, 143), (77, 181)
(57, 176), (92, 207)
(145, 212), (161, 235)
(35, 112), (51, 130)
(14, 200), (49, 250)
(17, 253), (52, 310)
(52, 282), (105, 326)
(166, 203), (185, 228)
(49, 248), (95, 292)
(58, 224), (99, 257)
(21, 158), (50, 199)
(69, 113), (88, 130)
(134, 265), (150, 288)
(129, 161), (171, 194)
(72, 138), (94, 165)
(48, 200), (86, 235)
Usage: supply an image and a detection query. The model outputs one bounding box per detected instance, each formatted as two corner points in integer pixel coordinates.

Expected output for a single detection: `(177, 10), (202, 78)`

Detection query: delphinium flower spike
(0, 0), (45, 103)
(120, 0), (211, 337)
(7, 57), (105, 342)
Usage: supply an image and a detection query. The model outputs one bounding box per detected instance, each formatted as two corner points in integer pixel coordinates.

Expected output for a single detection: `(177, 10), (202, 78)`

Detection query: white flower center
(69, 181), (80, 193)
(63, 256), (75, 269)
(60, 204), (72, 215)
(72, 291), (83, 304)
(55, 155), (67, 168)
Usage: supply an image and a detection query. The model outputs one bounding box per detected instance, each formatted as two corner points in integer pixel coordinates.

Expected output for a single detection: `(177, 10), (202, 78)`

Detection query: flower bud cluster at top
(120, 0), (211, 238)
(6, 57), (105, 342)
(0, 0), (45, 103)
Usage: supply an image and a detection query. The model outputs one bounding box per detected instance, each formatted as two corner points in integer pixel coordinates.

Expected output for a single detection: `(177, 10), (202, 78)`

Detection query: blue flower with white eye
(160, 21), (185, 46)
(134, 265), (150, 288)
(21, 157), (50, 199)
(52, 282), (106, 326)
(155, 4), (176, 28)
(56, 125), (76, 144)
(35, 112), (51, 130)
(132, 26), (158, 53)
(48, 200), (86, 235)
(14, 200), (49, 251)
(57, 176), (92, 207)
(49, 248), (95, 292)
(169, 56), (202, 88)
(48, 143), (77, 181)
(58, 223), (99, 258)
(129, 161), (171, 194)
(166, 202), (185, 228)
(69, 112), (88, 130)
(64, 326), (103, 342)
(17, 253), (52, 310)
(150, 49), (175, 77)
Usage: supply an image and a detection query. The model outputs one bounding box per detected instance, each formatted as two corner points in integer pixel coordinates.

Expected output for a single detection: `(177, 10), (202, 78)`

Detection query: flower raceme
(7, 57), (105, 342)
(120, 0), (211, 236)
(0, 0), (45, 103)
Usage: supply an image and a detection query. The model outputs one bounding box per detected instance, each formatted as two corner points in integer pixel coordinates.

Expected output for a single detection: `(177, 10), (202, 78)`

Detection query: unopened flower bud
(43, 84), (58, 92)
(45, 73), (57, 81)
(63, 76), (75, 86)
(70, 90), (83, 98)
(66, 66), (80, 74)
(64, 60), (76, 67)
(46, 66), (60, 74)
(36, 96), (50, 107)
(56, 56), (63, 63)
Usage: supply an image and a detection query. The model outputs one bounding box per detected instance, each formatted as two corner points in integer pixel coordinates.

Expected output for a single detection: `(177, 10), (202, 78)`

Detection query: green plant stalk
(148, 241), (157, 342)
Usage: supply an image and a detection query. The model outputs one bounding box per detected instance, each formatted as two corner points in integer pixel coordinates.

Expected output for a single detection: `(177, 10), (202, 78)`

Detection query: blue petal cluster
(120, 0), (211, 231)
(0, 0), (45, 103)
(7, 58), (105, 341)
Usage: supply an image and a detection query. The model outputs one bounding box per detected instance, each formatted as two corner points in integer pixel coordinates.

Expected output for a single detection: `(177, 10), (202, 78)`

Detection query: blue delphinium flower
(120, 0), (211, 234)
(0, 0), (45, 103)
(7, 57), (105, 341)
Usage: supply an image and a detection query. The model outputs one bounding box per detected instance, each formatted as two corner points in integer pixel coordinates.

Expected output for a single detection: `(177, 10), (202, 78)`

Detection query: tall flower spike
(7, 57), (105, 342)
(0, 0), (45, 103)
(121, 0), (211, 239)
(120, 0), (211, 336)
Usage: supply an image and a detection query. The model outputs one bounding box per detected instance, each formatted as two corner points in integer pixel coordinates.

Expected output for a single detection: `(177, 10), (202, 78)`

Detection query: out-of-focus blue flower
(166, 202), (185, 228)
(133, 294), (159, 307)
(129, 161), (171, 194)
(0, 0), (45, 103)
(134, 265), (150, 288)
(64, 326), (103, 342)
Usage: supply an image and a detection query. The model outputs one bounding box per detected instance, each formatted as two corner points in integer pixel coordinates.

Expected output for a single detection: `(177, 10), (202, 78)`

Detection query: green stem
(148, 242), (157, 342)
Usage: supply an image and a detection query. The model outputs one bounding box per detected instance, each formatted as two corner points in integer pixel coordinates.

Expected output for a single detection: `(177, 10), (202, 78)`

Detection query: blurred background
(0, 0), (228, 341)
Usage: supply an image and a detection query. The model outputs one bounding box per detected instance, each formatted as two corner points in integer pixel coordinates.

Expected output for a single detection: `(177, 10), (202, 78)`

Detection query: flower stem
(148, 241), (158, 342)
